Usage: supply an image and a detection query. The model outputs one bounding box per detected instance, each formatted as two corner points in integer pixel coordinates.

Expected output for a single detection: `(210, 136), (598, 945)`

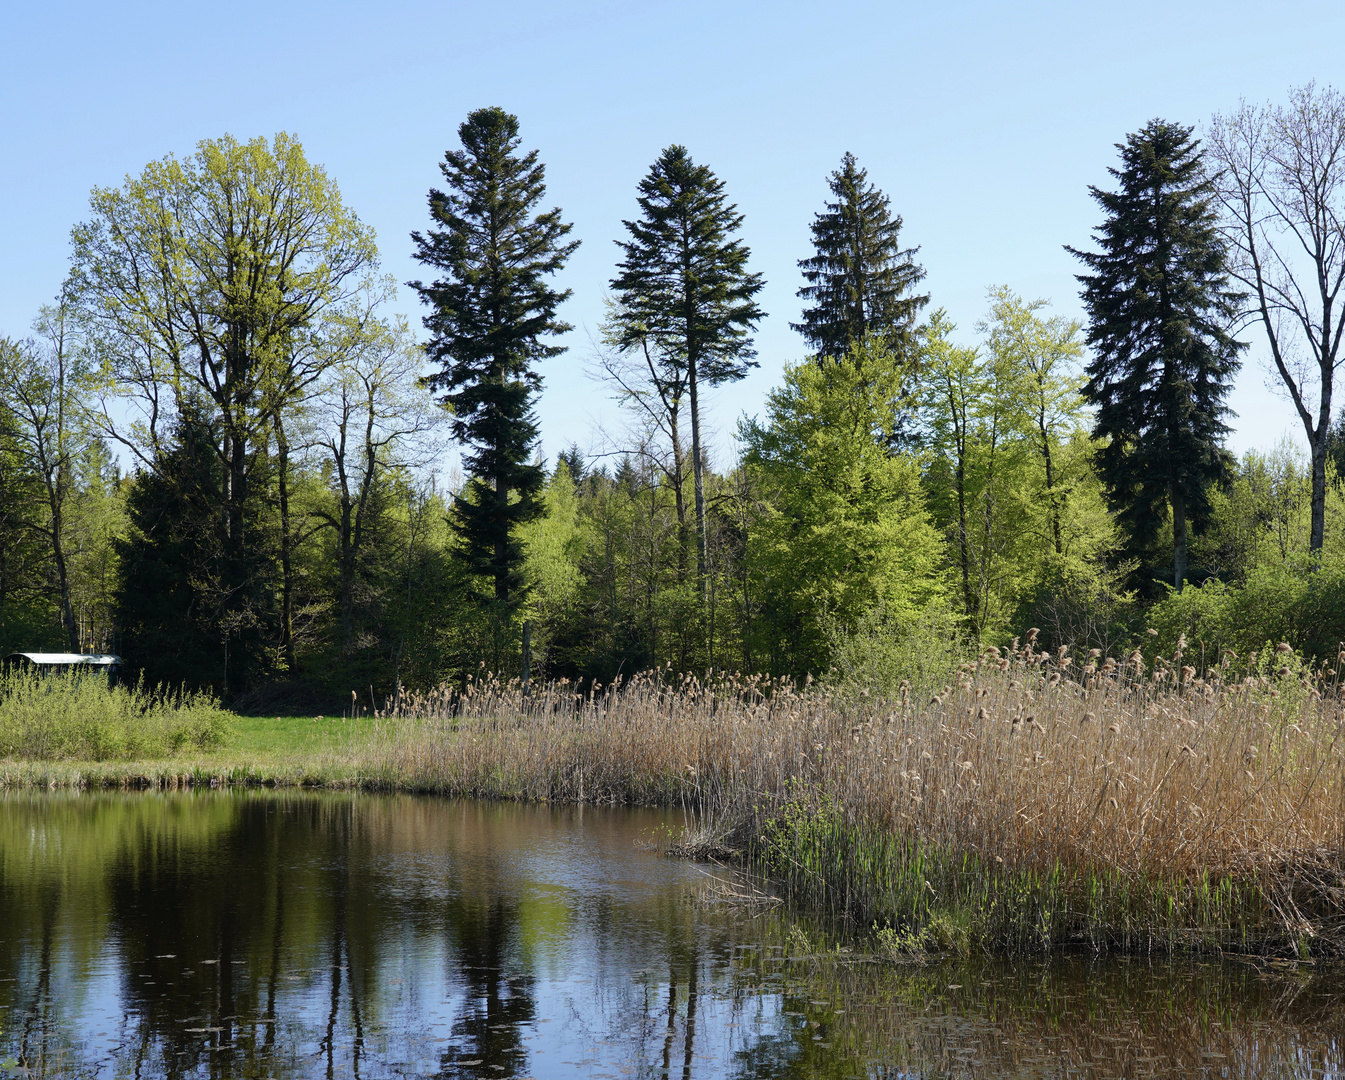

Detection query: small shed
(2, 653), (124, 683)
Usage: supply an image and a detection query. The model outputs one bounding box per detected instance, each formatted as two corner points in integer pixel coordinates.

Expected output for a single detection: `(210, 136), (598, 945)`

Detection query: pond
(0, 790), (1343, 1078)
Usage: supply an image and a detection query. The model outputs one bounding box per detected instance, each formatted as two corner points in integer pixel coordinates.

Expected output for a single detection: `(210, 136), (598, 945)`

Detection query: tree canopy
(410, 107), (578, 613)
(793, 152), (928, 362)
(1068, 119), (1243, 591)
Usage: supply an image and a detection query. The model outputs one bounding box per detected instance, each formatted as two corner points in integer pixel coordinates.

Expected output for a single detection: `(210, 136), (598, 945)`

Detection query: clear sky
(3, 0), (1342, 471)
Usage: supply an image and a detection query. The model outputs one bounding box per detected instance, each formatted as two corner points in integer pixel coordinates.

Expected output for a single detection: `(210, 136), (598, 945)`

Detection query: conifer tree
(1067, 120), (1244, 591)
(793, 152), (928, 361)
(115, 407), (277, 696)
(609, 145), (764, 594)
(410, 107), (578, 611)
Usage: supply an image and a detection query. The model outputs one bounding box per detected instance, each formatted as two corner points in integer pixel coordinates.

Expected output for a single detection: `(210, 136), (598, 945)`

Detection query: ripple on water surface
(0, 789), (1342, 1078)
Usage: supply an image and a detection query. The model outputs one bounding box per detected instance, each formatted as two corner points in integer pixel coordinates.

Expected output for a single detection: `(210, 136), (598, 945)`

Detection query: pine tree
(1067, 120), (1244, 591)
(608, 145), (764, 594)
(410, 107), (578, 611)
(793, 152), (928, 361)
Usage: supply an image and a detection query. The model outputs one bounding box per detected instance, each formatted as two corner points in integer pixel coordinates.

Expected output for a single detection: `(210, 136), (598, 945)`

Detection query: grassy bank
(7, 642), (1345, 956)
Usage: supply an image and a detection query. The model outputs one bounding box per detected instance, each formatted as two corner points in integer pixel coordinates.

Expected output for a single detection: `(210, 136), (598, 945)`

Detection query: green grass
(227, 714), (378, 756)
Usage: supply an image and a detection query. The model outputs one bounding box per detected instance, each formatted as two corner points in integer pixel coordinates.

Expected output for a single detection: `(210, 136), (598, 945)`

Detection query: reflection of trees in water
(7, 793), (1345, 1079)
(435, 892), (534, 1077)
(12, 881), (58, 1074)
(0, 794), (398, 1078)
(727, 952), (1345, 1079)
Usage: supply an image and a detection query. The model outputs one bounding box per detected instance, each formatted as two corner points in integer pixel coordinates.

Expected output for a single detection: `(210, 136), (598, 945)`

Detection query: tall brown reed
(361, 639), (1345, 953)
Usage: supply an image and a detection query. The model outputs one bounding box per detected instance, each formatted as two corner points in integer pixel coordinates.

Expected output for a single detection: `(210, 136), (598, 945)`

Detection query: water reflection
(1, 791), (1344, 1078)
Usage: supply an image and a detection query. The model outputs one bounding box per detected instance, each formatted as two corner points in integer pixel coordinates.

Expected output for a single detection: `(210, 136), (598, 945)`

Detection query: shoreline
(7, 648), (1345, 960)
(0, 746), (1329, 963)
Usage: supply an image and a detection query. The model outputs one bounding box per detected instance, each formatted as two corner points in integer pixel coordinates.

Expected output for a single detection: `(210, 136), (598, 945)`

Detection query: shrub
(825, 604), (966, 698)
(0, 671), (232, 760)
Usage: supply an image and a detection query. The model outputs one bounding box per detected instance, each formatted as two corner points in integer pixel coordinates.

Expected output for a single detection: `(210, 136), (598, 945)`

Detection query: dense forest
(2, 87), (1344, 710)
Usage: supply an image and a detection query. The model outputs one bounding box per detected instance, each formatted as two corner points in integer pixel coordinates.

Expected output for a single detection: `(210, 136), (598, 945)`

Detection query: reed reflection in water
(0, 790), (1343, 1078)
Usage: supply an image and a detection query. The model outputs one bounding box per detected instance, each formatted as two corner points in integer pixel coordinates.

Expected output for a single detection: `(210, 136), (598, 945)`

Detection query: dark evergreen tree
(793, 152), (928, 361)
(608, 145), (764, 593)
(410, 107), (578, 611)
(114, 407), (277, 696)
(1067, 120), (1244, 591)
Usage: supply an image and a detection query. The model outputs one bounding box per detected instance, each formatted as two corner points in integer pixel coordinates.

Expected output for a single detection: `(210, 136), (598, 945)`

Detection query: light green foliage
(72, 132), (378, 460)
(520, 464), (588, 666)
(0, 303), (116, 652)
(825, 604), (965, 697)
(742, 339), (945, 674)
(979, 286), (1087, 556)
(1148, 446), (1345, 664)
(919, 300), (1112, 646)
(0, 670), (231, 760)
(1193, 443), (1345, 580)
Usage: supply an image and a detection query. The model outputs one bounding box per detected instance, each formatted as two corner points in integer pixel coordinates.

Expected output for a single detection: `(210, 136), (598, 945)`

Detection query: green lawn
(227, 714), (378, 757)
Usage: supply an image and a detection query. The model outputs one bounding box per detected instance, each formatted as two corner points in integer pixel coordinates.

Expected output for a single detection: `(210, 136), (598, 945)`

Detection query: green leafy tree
(410, 107), (578, 613)
(979, 286), (1086, 556)
(311, 313), (444, 660)
(0, 347), (52, 651)
(792, 152), (928, 362)
(1067, 119), (1244, 591)
(741, 339), (944, 674)
(919, 312), (1031, 637)
(70, 133), (378, 691)
(609, 145), (765, 596)
(919, 308), (1111, 643)
(0, 304), (89, 651)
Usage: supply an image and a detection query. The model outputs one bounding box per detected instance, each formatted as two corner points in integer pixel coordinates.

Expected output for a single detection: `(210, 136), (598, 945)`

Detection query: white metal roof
(4, 652), (122, 666)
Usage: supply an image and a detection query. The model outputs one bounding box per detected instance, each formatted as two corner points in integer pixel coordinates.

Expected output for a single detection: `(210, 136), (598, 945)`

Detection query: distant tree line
(1, 85), (1343, 707)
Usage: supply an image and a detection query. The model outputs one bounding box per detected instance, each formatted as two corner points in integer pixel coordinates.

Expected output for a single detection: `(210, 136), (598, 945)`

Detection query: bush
(825, 604), (967, 697)
(0, 671), (233, 760)
(1147, 555), (1345, 667)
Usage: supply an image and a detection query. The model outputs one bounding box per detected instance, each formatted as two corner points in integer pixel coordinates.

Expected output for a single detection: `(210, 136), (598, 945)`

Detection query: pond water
(1, 791), (1344, 1079)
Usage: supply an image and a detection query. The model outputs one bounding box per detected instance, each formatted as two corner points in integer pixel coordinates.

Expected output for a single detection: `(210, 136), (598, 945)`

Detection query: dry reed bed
(365, 638), (1345, 952)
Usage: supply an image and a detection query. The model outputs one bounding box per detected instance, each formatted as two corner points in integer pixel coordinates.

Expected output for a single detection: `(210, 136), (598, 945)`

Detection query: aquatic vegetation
(364, 637), (1345, 954)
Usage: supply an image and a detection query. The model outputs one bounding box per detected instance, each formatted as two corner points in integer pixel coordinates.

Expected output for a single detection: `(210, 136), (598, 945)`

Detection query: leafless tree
(1207, 83), (1345, 553)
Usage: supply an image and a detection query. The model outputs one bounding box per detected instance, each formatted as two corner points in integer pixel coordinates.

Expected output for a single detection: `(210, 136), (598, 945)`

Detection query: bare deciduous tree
(1208, 83), (1345, 553)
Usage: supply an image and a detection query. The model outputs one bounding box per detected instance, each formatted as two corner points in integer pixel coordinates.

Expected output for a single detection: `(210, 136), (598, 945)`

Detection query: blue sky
(3, 0), (1342, 470)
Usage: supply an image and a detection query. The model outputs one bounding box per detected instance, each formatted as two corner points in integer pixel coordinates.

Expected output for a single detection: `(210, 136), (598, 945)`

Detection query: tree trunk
(274, 416), (297, 673)
(52, 529), (78, 652)
(1172, 487), (1188, 591)
(1310, 396), (1329, 556)
(495, 472), (509, 605)
(668, 406), (688, 581)
(687, 350), (708, 602)
(1038, 404), (1062, 555)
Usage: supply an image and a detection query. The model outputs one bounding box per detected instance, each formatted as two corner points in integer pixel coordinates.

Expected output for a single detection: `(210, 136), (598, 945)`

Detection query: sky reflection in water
(1, 790), (1344, 1079)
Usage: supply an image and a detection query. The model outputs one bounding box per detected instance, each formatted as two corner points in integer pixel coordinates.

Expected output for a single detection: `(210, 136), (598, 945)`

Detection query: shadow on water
(0, 790), (1344, 1078)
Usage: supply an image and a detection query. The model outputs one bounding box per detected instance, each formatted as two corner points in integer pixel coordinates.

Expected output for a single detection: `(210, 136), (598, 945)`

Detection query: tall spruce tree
(609, 145), (764, 594)
(410, 107), (578, 611)
(793, 152), (928, 361)
(1067, 120), (1244, 591)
